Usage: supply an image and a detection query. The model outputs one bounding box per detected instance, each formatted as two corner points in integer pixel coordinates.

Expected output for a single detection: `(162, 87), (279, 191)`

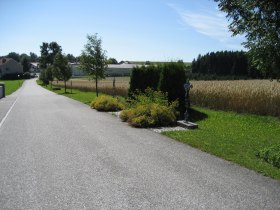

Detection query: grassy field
(37, 80), (99, 105)
(164, 107), (280, 180)
(0, 80), (24, 96)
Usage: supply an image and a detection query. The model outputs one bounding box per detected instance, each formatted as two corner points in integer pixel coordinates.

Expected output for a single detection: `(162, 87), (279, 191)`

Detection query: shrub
(90, 95), (124, 111)
(256, 144), (280, 168)
(120, 103), (177, 128)
(128, 88), (169, 108)
(120, 89), (178, 128)
(23, 72), (31, 79)
(158, 62), (187, 114)
(128, 65), (161, 96)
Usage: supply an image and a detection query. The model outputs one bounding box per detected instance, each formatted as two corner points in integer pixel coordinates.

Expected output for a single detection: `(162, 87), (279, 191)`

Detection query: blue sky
(0, 0), (245, 62)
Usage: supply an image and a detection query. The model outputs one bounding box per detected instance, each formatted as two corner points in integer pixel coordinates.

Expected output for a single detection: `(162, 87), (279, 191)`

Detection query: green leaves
(215, 0), (280, 78)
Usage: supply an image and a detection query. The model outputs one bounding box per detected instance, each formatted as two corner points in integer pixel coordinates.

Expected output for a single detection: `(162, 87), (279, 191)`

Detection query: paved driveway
(0, 79), (279, 209)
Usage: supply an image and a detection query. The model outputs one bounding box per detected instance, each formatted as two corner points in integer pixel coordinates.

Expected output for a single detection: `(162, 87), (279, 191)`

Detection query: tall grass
(53, 77), (129, 97)
(190, 80), (280, 117)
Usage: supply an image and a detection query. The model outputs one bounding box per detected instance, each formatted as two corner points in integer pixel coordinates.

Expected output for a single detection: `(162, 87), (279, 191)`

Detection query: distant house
(71, 62), (143, 77)
(0, 58), (23, 79)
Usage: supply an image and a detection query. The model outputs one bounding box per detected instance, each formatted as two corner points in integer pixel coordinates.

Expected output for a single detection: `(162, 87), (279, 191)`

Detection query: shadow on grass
(188, 108), (208, 123)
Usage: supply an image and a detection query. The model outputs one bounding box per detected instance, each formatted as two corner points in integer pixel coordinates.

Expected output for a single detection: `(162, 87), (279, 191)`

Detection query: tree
(215, 0), (280, 78)
(21, 56), (30, 73)
(46, 66), (54, 88)
(67, 54), (77, 63)
(52, 53), (72, 93)
(7, 52), (20, 62)
(107, 57), (118, 64)
(30, 52), (38, 62)
(80, 34), (108, 97)
(39, 42), (49, 68)
(39, 42), (62, 68)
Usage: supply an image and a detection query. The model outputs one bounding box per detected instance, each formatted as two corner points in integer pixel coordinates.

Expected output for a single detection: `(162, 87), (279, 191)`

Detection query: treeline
(191, 51), (262, 80)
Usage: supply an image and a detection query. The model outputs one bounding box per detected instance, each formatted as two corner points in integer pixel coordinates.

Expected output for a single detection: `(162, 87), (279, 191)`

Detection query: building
(71, 62), (143, 77)
(0, 58), (23, 79)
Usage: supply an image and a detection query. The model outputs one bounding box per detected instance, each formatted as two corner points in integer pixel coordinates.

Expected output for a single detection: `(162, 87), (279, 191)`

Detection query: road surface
(0, 79), (279, 210)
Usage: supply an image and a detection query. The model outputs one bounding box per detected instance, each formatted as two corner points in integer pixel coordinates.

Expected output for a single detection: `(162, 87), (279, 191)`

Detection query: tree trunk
(64, 80), (66, 93)
(95, 78), (99, 97)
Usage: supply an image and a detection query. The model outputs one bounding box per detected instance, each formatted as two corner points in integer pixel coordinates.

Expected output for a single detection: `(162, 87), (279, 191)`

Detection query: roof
(108, 63), (142, 69)
(0, 58), (12, 66)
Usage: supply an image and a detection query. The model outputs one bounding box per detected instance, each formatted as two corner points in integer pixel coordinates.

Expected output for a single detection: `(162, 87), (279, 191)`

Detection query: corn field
(190, 80), (280, 117)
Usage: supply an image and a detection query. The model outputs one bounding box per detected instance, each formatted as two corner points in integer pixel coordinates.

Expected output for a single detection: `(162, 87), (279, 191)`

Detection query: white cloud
(168, 3), (245, 49)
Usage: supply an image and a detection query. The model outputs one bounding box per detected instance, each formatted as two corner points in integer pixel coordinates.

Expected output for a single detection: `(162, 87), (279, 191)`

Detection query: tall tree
(30, 52), (38, 62)
(7, 52), (20, 62)
(21, 57), (30, 73)
(52, 53), (72, 93)
(39, 42), (49, 68)
(215, 0), (280, 78)
(39, 42), (62, 68)
(80, 34), (108, 97)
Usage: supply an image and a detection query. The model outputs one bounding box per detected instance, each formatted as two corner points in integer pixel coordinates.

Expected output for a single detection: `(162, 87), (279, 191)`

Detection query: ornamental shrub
(158, 62), (187, 115)
(128, 65), (161, 96)
(120, 103), (177, 128)
(120, 89), (178, 128)
(90, 95), (124, 111)
(256, 144), (280, 168)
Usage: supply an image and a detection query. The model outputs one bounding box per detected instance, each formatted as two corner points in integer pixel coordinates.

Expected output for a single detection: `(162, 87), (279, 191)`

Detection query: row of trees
(191, 51), (262, 79)
(39, 42), (72, 93)
(39, 34), (108, 95)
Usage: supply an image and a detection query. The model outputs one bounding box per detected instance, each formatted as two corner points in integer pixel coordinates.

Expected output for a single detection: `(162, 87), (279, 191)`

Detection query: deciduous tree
(215, 0), (280, 78)
(52, 53), (71, 93)
(80, 34), (108, 97)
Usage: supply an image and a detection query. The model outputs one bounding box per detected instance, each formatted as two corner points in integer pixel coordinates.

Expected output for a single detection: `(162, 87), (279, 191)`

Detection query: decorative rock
(177, 120), (198, 129)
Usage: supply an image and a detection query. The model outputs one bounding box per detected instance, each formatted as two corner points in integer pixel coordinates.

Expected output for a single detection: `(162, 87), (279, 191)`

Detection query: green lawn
(0, 80), (24, 96)
(37, 80), (100, 105)
(164, 107), (280, 179)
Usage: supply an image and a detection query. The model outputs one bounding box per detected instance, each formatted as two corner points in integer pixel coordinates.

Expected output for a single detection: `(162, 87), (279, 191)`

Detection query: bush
(158, 62), (187, 115)
(128, 65), (161, 96)
(90, 95), (124, 111)
(120, 89), (178, 128)
(23, 72), (31, 79)
(120, 103), (177, 128)
(256, 144), (280, 168)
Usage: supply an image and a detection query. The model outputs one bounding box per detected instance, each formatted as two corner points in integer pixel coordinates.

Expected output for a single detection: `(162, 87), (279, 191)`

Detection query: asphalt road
(0, 79), (279, 210)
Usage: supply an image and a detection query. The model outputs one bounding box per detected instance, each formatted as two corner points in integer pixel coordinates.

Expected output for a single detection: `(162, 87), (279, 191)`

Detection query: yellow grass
(190, 80), (280, 117)
(53, 77), (130, 97)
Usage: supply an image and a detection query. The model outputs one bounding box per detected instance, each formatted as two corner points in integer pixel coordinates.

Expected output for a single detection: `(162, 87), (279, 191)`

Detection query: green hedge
(128, 62), (187, 116)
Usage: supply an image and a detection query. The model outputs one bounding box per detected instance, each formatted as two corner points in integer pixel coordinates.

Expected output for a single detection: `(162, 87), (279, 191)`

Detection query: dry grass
(190, 80), (280, 117)
(53, 78), (280, 117)
(53, 77), (129, 97)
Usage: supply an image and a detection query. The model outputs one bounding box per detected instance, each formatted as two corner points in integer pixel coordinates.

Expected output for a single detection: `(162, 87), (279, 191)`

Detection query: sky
(0, 0), (245, 62)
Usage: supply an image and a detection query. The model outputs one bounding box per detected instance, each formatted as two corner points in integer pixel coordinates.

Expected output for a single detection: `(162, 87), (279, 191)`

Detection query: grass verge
(163, 107), (280, 179)
(37, 80), (107, 105)
(0, 80), (24, 96)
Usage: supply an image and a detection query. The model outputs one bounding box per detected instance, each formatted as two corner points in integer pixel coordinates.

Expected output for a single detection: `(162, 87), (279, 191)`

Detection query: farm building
(0, 58), (23, 79)
(71, 62), (144, 77)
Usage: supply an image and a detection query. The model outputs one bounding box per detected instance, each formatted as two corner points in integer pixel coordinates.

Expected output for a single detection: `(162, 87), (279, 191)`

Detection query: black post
(184, 81), (193, 122)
